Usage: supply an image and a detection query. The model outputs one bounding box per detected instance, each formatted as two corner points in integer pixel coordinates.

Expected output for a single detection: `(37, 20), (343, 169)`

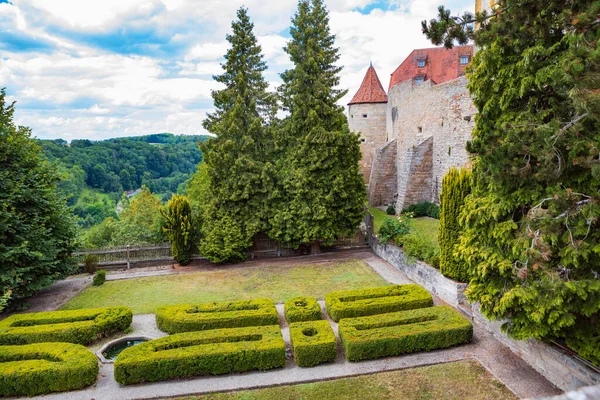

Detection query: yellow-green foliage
(0, 307), (132, 345)
(339, 306), (472, 361)
(325, 284), (433, 322)
(114, 325), (286, 384)
(0, 342), (98, 396)
(289, 320), (336, 367)
(439, 168), (472, 282)
(162, 194), (196, 265)
(155, 299), (279, 334)
(284, 296), (322, 323)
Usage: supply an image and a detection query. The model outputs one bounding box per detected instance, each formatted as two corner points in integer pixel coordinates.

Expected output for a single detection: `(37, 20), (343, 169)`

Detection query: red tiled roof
(348, 65), (388, 105)
(388, 45), (474, 90)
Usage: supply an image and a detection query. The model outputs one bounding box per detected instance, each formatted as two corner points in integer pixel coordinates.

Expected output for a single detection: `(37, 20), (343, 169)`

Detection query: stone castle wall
(368, 139), (397, 206)
(347, 102), (387, 184)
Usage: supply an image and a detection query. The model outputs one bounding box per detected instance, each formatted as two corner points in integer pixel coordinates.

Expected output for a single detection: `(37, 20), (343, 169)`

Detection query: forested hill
(38, 133), (209, 227)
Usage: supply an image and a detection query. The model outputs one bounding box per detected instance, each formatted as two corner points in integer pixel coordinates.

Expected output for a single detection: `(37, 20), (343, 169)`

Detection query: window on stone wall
(362, 114), (368, 118)
(460, 55), (469, 64)
(414, 75), (425, 84)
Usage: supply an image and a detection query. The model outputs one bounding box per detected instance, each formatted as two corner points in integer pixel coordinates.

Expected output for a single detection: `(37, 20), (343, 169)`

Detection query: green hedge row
(155, 298), (279, 334)
(289, 320), (336, 367)
(114, 325), (286, 384)
(325, 284), (433, 322)
(0, 307), (133, 345)
(339, 306), (473, 361)
(284, 296), (322, 323)
(0, 342), (99, 396)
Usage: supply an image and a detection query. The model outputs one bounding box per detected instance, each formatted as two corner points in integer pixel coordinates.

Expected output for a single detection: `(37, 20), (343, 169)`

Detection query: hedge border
(114, 325), (286, 384)
(289, 320), (337, 367)
(339, 305), (473, 361)
(284, 296), (322, 323)
(155, 298), (279, 334)
(0, 307), (133, 345)
(325, 284), (433, 322)
(0, 342), (99, 396)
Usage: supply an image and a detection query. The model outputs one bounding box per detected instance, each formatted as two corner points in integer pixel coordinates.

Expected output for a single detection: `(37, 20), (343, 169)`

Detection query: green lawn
(181, 360), (515, 400)
(62, 260), (388, 314)
(368, 206), (440, 245)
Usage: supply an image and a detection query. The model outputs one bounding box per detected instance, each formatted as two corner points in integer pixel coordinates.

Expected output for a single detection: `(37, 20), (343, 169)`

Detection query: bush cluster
(0, 307), (133, 345)
(378, 215), (411, 244)
(284, 296), (322, 323)
(289, 320), (336, 367)
(114, 325), (285, 384)
(385, 205), (396, 215)
(325, 284), (433, 322)
(398, 233), (441, 268)
(93, 270), (106, 286)
(83, 254), (99, 274)
(339, 306), (472, 361)
(0, 342), (99, 396)
(155, 299), (279, 334)
(402, 202), (440, 219)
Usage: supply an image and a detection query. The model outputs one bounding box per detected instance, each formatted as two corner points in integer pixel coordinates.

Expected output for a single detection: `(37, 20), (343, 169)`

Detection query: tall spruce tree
(270, 0), (366, 249)
(200, 7), (276, 263)
(424, 1), (600, 365)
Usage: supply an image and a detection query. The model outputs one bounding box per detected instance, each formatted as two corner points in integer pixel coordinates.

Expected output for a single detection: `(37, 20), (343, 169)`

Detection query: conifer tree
(162, 195), (196, 265)
(270, 0), (366, 250)
(200, 7), (276, 262)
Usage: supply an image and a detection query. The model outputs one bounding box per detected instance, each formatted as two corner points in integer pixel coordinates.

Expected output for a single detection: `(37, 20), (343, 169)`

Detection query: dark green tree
(162, 195), (196, 265)
(199, 7), (276, 262)
(424, 1), (600, 365)
(0, 88), (78, 304)
(270, 0), (366, 250)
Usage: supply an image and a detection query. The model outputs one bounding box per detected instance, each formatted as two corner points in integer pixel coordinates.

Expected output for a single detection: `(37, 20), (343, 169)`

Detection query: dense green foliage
(0, 342), (98, 396)
(378, 215), (411, 244)
(439, 168), (472, 282)
(92, 270), (106, 286)
(270, 0), (366, 249)
(0, 307), (132, 345)
(397, 233), (441, 269)
(0, 88), (78, 304)
(339, 306), (473, 362)
(385, 205), (396, 215)
(402, 202), (440, 219)
(325, 284), (433, 322)
(424, 1), (600, 365)
(199, 7), (276, 263)
(289, 320), (336, 367)
(284, 296), (322, 323)
(155, 299), (279, 334)
(162, 195), (196, 265)
(114, 325), (286, 384)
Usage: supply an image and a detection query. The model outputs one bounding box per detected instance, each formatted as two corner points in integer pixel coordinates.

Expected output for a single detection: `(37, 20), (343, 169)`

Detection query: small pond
(102, 338), (148, 361)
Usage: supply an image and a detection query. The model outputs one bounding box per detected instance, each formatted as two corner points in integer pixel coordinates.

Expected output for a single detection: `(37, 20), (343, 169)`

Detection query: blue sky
(0, 0), (472, 140)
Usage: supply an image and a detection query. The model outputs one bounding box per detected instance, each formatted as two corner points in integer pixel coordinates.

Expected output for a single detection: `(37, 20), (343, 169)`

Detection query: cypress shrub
(92, 270), (106, 286)
(439, 168), (472, 282)
(162, 194), (196, 265)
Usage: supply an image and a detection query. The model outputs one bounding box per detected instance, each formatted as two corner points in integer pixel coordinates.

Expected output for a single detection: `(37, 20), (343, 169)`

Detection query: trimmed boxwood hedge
(289, 320), (336, 367)
(284, 296), (322, 323)
(0, 307), (133, 345)
(0, 342), (99, 396)
(155, 298), (279, 334)
(338, 305), (473, 361)
(325, 284), (433, 322)
(114, 325), (286, 384)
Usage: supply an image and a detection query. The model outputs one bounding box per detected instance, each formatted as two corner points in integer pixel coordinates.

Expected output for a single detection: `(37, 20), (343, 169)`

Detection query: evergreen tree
(199, 7), (276, 262)
(438, 167), (471, 282)
(270, 0), (366, 249)
(162, 195), (196, 265)
(0, 88), (77, 303)
(114, 186), (165, 245)
(424, 1), (600, 365)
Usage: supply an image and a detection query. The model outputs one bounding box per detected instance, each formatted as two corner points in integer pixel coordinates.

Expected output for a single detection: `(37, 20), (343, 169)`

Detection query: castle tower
(348, 63), (388, 184)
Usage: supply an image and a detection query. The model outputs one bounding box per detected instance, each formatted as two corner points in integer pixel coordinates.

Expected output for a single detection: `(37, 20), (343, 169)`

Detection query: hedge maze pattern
(289, 320), (337, 367)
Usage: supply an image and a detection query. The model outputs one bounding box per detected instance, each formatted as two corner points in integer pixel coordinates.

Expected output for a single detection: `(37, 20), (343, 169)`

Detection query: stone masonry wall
(348, 102), (388, 184)
(399, 136), (434, 208)
(386, 76), (475, 209)
(368, 139), (397, 206)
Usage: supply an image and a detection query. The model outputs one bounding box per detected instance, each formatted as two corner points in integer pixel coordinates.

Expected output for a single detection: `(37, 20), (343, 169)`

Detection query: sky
(0, 0), (473, 141)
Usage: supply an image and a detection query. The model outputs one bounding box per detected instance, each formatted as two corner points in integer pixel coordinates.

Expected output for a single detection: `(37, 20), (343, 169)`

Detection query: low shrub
(339, 306), (472, 361)
(0, 307), (133, 345)
(0, 342), (98, 396)
(289, 320), (336, 367)
(398, 233), (441, 268)
(93, 270), (106, 286)
(385, 204), (396, 215)
(378, 214), (411, 244)
(284, 296), (322, 323)
(402, 202), (440, 219)
(83, 254), (99, 274)
(155, 298), (279, 334)
(114, 325), (285, 384)
(325, 284), (433, 322)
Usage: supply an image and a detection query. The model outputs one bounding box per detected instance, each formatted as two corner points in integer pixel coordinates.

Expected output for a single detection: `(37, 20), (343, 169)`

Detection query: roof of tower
(348, 65), (388, 105)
